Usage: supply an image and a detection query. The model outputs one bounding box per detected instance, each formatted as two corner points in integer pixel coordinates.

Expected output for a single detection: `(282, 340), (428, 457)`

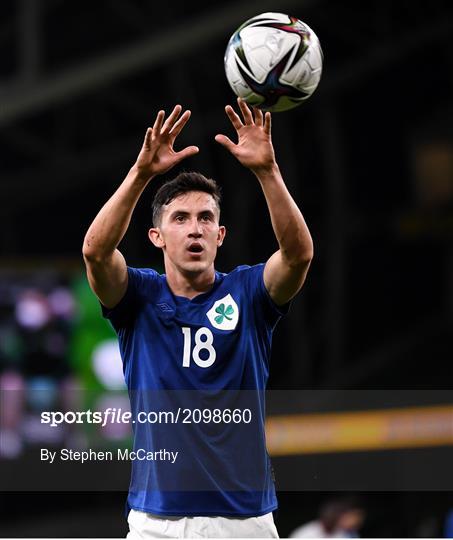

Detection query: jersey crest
(206, 293), (239, 331)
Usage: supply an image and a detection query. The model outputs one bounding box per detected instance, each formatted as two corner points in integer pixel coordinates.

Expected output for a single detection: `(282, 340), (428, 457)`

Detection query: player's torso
(116, 266), (278, 515)
(123, 270), (269, 391)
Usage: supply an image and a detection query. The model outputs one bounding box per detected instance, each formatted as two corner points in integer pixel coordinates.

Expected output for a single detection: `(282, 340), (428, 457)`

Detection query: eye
(175, 215), (186, 223)
(201, 215), (212, 222)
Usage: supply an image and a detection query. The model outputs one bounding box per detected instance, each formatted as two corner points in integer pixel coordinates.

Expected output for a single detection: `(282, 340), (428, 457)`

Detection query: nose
(188, 218), (202, 238)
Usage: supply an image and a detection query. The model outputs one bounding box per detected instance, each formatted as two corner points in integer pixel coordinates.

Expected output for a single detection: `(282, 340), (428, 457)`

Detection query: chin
(181, 260), (209, 274)
(182, 261), (212, 274)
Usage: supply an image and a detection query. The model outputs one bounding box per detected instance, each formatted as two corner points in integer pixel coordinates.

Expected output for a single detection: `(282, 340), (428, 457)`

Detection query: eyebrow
(169, 209), (216, 219)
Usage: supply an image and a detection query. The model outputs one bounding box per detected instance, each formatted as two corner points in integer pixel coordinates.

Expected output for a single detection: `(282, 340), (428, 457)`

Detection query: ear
(148, 227), (165, 248)
(217, 225), (226, 247)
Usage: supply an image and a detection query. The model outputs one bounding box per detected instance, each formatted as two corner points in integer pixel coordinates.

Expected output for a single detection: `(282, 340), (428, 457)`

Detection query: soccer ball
(224, 12), (323, 112)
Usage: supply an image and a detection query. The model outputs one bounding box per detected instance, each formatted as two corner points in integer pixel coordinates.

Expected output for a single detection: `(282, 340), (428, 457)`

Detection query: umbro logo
(157, 302), (173, 312)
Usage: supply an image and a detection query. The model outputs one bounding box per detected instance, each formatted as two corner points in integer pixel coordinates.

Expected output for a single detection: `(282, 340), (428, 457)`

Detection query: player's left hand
(215, 98), (277, 174)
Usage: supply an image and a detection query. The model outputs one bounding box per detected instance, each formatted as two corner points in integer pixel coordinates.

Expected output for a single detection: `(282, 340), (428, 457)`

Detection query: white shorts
(126, 508), (279, 538)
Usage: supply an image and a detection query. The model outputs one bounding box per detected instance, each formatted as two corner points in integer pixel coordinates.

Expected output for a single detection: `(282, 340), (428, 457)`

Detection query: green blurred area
(69, 273), (116, 389)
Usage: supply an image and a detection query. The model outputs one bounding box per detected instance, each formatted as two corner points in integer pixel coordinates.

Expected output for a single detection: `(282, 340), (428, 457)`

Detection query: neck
(164, 262), (216, 299)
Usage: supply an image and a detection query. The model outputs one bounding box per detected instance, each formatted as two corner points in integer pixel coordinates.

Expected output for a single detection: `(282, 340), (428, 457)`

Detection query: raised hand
(135, 105), (199, 179)
(215, 98), (276, 174)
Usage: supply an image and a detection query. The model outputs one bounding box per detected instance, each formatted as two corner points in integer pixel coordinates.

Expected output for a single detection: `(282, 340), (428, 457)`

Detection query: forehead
(163, 191), (218, 215)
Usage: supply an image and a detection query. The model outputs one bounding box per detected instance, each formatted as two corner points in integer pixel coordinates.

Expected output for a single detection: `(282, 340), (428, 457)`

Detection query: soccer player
(82, 98), (313, 538)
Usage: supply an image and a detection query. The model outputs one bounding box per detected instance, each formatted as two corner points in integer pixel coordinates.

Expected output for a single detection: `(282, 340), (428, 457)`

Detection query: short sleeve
(100, 266), (160, 330)
(245, 263), (291, 329)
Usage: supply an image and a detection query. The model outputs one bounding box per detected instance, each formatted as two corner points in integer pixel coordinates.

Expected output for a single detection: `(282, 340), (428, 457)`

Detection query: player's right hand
(135, 105), (199, 179)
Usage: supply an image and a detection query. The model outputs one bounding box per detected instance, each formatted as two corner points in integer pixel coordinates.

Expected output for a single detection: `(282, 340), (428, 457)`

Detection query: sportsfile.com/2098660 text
(40, 408), (253, 427)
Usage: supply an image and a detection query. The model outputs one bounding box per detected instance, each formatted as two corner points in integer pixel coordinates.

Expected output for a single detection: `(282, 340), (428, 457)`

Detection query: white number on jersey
(181, 327), (216, 368)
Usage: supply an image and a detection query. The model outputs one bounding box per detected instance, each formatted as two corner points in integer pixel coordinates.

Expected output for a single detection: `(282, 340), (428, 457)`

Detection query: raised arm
(82, 105), (199, 308)
(215, 98), (313, 306)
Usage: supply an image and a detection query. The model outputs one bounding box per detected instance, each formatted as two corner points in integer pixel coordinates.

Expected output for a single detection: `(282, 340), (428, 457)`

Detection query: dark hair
(152, 171), (221, 226)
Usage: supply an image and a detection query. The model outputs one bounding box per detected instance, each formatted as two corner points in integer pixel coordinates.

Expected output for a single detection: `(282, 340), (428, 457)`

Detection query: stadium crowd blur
(0, 272), (73, 458)
(289, 497), (365, 538)
(1, 0), (453, 537)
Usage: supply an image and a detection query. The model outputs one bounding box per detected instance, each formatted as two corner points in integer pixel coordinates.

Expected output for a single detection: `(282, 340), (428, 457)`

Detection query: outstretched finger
(174, 145), (199, 163)
(142, 127), (152, 149)
(169, 110), (192, 139)
(253, 107), (263, 126)
(152, 110), (165, 135)
(214, 134), (236, 153)
(225, 105), (243, 131)
(237, 97), (254, 125)
(161, 104), (183, 135)
(264, 111), (272, 135)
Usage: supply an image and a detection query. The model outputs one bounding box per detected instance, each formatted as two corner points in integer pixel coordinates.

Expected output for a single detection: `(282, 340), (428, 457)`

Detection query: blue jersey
(102, 263), (289, 517)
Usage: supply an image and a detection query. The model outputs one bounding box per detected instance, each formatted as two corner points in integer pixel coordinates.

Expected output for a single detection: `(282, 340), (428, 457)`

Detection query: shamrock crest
(206, 294), (239, 331)
(214, 303), (235, 324)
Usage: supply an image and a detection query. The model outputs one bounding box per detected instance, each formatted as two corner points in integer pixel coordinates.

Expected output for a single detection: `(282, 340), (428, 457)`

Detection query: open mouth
(187, 243), (204, 254)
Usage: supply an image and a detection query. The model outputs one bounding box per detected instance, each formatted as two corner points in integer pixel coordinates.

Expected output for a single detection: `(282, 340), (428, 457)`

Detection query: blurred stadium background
(1, 0), (453, 537)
